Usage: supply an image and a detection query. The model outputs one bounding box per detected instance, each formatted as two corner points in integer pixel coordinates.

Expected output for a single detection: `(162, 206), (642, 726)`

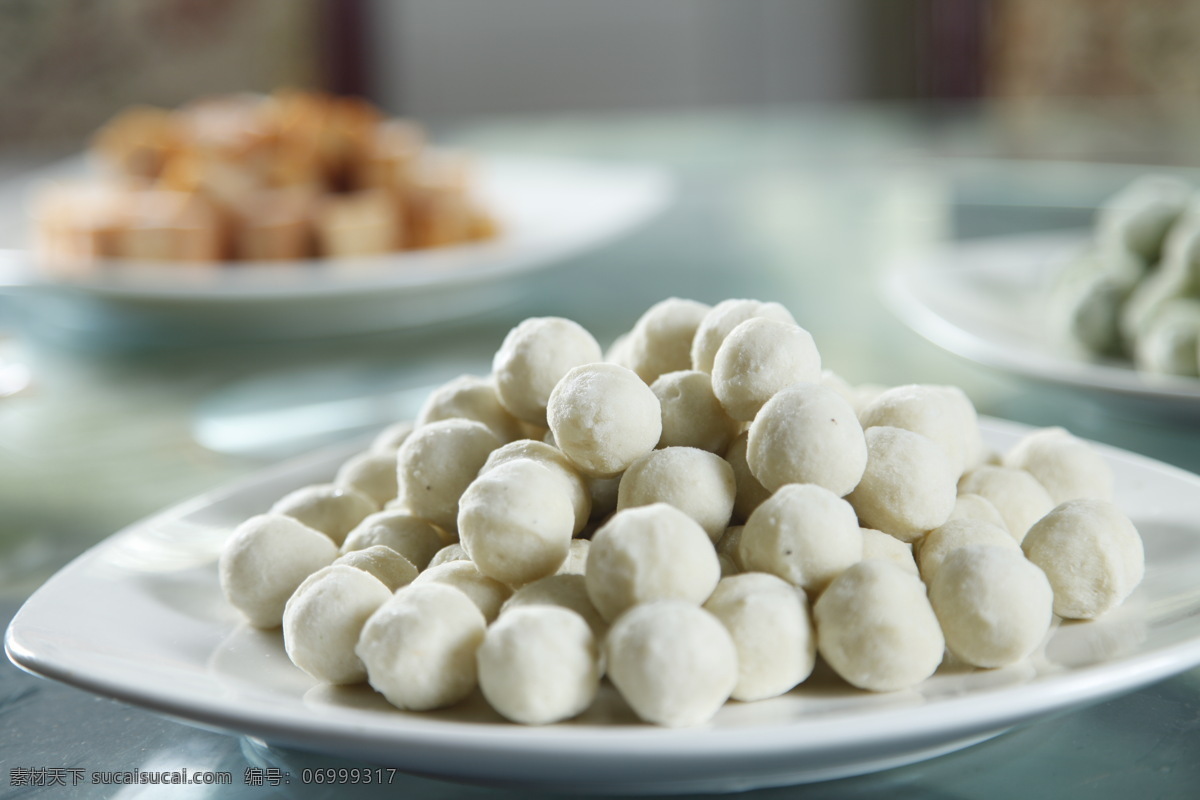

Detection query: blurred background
(4, 2), (1200, 798)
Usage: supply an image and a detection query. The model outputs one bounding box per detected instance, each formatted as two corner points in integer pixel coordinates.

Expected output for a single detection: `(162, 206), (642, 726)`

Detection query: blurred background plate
(0, 155), (671, 345)
(883, 230), (1200, 415)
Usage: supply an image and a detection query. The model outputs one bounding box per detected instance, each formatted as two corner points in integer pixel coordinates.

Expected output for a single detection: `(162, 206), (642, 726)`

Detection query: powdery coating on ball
(501, 573), (608, 638)
(691, 298), (797, 374)
(651, 370), (740, 453)
(269, 484), (378, 547)
(958, 465), (1055, 544)
(458, 459), (575, 586)
(947, 493), (1008, 531)
(917, 518), (1020, 585)
(370, 420), (414, 453)
(395, 418), (502, 534)
(283, 564), (393, 684)
(711, 318), (822, 422)
(738, 483), (863, 594)
(1022, 499), (1145, 619)
(724, 432), (771, 523)
(624, 298), (712, 384)
(746, 383), (867, 497)
(929, 546), (1054, 668)
(477, 606), (601, 725)
(427, 543), (469, 569)
(335, 450), (399, 507)
(605, 601), (738, 727)
(219, 514), (339, 629)
(556, 539), (591, 576)
(416, 374), (526, 443)
(814, 560), (945, 692)
(482, 440), (591, 534)
(617, 447), (736, 542)
(860, 528), (918, 578)
(934, 385), (988, 472)
(703, 573), (815, 702)
(334, 545), (419, 592)
(413, 560), (513, 623)
(585, 503), (721, 622)
(1002, 427), (1114, 505)
(356, 582), (487, 711)
(547, 363), (662, 478)
(847, 426), (957, 543)
(341, 510), (447, 570)
(492, 317), (603, 426)
(859, 385), (971, 478)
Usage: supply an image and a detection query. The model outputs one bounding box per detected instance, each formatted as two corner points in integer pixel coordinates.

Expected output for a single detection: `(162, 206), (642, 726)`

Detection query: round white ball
(1002, 427), (1114, 505)
(746, 383), (867, 496)
(847, 426), (957, 543)
(458, 459), (575, 586)
(412, 560), (512, 623)
(219, 514), (339, 629)
(624, 297), (711, 384)
(501, 572), (608, 638)
(691, 298), (797, 373)
(341, 510), (446, 570)
(416, 374), (525, 442)
(859, 384), (972, 478)
(917, 517), (1021, 585)
(585, 503), (721, 622)
(334, 545), (419, 592)
(477, 605), (600, 725)
(651, 370), (740, 453)
(492, 317), (603, 426)
(814, 560), (945, 692)
(929, 546), (1054, 668)
(395, 418), (502, 533)
(270, 484), (377, 547)
(860, 528), (918, 577)
(335, 450), (399, 507)
(481, 439), (591, 534)
(356, 582), (486, 711)
(737, 483), (863, 594)
(605, 601), (738, 727)
(724, 431), (771, 523)
(958, 465), (1055, 544)
(283, 564), (392, 684)
(616, 447), (736, 542)
(1022, 499), (1144, 619)
(547, 363), (662, 477)
(711, 317), (822, 421)
(703, 572), (815, 701)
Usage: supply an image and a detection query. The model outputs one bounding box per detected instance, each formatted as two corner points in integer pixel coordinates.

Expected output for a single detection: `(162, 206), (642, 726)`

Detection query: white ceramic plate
(883, 231), (1200, 410)
(0, 156), (671, 342)
(8, 417), (1200, 794)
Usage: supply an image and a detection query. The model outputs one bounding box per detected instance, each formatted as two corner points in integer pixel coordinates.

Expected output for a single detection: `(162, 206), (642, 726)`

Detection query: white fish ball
(847, 426), (957, 543)
(738, 483), (863, 594)
(691, 298), (797, 374)
(711, 317), (822, 421)
(481, 439), (591, 534)
(1022, 499), (1144, 619)
(814, 560), (944, 692)
(356, 583), (486, 711)
(341, 510), (447, 570)
(585, 503), (720, 622)
(283, 564), (392, 684)
(605, 601), (737, 727)
(493, 317), (603, 426)
(704, 573), (815, 701)
(617, 447), (736, 542)
(929, 546), (1054, 668)
(458, 459), (575, 586)
(624, 297), (711, 384)
(547, 363), (662, 478)
(334, 545), (418, 592)
(958, 465), (1055, 544)
(416, 374), (525, 442)
(651, 370), (740, 453)
(1003, 427), (1114, 505)
(746, 383), (867, 496)
(413, 560), (513, 623)
(270, 483), (377, 547)
(395, 418), (501, 534)
(220, 514), (339, 629)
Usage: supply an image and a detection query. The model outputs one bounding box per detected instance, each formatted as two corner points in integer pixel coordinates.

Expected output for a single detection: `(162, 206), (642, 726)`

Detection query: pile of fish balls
(1052, 174), (1200, 377)
(218, 297), (1145, 727)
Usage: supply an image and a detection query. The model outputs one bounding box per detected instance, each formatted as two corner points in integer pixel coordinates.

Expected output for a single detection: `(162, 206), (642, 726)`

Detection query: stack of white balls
(219, 297), (1145, 728)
